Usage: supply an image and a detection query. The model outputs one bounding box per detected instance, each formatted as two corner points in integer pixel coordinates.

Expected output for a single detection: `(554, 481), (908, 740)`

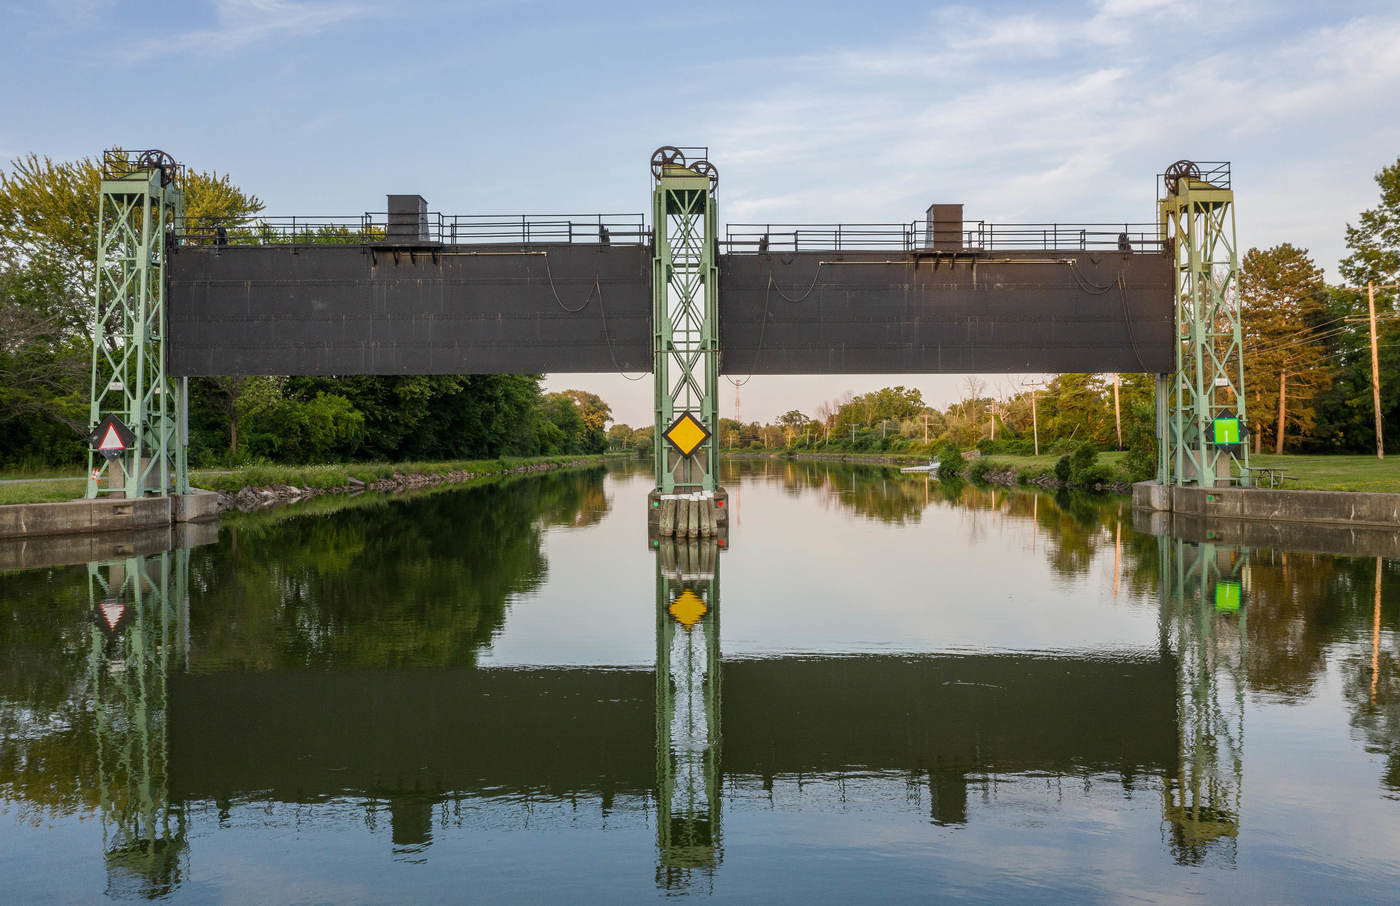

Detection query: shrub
(967, 457), (994, 482)
(936, 442), (962, 479)
(978, 438), (1035, 456)
(1068, 442), (1097, 476)
(1054, 455), (1072, 483)
(1124, 438), (1156, 482)
(1075, 462), (1116, 489)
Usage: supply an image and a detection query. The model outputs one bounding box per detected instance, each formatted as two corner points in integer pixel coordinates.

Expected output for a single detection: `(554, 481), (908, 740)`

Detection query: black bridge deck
(168, 245), (1174, 376)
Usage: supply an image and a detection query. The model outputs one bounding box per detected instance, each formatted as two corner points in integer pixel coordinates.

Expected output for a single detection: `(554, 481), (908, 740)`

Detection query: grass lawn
(0, 479), (90, 505)
(1248, 453), (1400, 492)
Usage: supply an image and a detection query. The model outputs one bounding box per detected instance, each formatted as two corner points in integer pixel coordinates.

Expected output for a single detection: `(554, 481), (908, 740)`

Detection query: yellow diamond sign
(669, 589), (707, 629)
(664, 411), (710, 458)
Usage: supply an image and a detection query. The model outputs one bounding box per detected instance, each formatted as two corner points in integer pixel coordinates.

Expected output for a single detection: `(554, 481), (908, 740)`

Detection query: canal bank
(0, 454), (628, 541)
(1133, 480), (1400, 533)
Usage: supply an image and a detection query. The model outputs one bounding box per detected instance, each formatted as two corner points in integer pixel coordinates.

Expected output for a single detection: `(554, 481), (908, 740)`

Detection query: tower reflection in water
(653, 534), (723, 891)
(1158, 535), (1249, 865)
(86, 549), (190, 898)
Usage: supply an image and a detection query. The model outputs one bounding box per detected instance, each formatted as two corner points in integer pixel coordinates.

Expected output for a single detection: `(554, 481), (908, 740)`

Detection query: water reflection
(188, 469), (610, 671)
(3, 465), (1400, 899)
(88, 552), (189, 897)
(654, 536), (723, 891)
(1158, 537), (1247, 865)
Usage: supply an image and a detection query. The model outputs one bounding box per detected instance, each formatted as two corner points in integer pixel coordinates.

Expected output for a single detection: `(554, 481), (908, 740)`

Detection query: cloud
(122, 0), (368, 62)
(696, 5), (1400, 274)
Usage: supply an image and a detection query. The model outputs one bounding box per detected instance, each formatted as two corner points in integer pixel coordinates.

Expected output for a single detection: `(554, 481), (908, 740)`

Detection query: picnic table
(1242, 465), (1296, 489)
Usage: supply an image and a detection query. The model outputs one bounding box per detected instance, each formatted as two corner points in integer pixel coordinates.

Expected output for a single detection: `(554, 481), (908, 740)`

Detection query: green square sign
(1213, 417), (1241, 445)
(1215, 580), (1242, 613)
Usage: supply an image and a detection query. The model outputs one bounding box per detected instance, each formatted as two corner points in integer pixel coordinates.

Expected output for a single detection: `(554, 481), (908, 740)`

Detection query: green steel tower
(87, 150), (188, 499)
(1158, 161), (1250, 487)
(651, 147), (720, 495)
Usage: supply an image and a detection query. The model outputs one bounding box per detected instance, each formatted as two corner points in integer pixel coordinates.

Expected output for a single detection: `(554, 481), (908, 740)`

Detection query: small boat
(900, 460), (940, 474)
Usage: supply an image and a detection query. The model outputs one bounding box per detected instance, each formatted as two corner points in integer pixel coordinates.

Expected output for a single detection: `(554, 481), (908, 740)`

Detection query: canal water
(2, 460), (1398, 902)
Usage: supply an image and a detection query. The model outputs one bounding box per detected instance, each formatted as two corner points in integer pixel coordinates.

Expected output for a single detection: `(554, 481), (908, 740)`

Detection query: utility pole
(1112, 373), (1122, 450)
(1369, 282), (1382, 459)
(1343, 281), (1400, 460)
(1022, 380), (1047, 456)
(1277, 370), (1287, 455)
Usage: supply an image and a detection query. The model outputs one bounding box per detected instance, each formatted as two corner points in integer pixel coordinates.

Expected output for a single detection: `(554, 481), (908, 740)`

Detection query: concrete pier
(1133, 481), (1400, 556)
(647, 487), (729, 540)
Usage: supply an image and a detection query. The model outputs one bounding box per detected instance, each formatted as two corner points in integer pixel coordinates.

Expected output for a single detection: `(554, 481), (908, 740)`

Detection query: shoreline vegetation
(726, 449), (1400, 495)
(7, 448), (1400, 509)
(0, 454), (627, 510)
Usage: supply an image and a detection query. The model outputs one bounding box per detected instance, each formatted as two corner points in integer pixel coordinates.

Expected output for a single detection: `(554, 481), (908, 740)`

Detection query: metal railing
(176, 212), (650, 246)
(724, 223), (915, 252)
(724, 222), (1165, 253)
(1158, 161), (1231, 200)
(964, 222), (1164, 252)
(178, 212), (1163, 253)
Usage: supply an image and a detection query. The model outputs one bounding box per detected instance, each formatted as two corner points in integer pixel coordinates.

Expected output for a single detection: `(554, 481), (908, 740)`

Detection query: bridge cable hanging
(595, 275), (649, 382)
(1066, 260), (1149, 373)
(541, 252), (600, 313)
(1116, 272), (1150, 373)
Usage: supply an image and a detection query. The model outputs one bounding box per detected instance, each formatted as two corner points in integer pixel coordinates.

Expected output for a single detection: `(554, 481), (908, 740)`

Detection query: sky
(4, 0), (1398, 426)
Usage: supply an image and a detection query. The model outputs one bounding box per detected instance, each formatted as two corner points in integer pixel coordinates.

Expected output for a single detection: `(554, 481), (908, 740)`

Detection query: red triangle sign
(98, 424), (125, 452)
(101, 601), (125, 631)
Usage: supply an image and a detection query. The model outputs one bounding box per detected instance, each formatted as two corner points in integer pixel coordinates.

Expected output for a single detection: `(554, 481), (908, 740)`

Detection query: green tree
(1341, 156), (1400, 291)
(0, 150), (262, 465)
(1041, 374), (1111, 446)
(777, 409), (810, 445)
(607, 423), (635, 450)
(1240, 244), (1333, 453)
(558, 389), (612, 453)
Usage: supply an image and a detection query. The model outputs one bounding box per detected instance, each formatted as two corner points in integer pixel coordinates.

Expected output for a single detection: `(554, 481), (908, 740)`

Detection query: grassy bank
(976, 451), (1133, 485)
(976, 452), (1400, 492)
(1248, 454), (1400, 492)
(0, 454), (628, 506)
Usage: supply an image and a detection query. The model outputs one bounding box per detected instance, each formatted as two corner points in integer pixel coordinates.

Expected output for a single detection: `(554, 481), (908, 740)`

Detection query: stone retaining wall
(0, 490), (220, 541)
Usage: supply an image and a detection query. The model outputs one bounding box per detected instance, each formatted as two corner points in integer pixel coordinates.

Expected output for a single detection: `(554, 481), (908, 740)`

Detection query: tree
(1240, 244), (1332, 452)
(1041, 374), (1111, 446)
(0, 150), (263, 464)
(777, 410), (810, 445)
(1341, 156), (1400, 291)
(558, 389), (612, 453)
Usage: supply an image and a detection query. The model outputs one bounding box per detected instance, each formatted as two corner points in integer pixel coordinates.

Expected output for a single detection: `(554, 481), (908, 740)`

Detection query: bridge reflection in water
(40, 497), (1317, 895)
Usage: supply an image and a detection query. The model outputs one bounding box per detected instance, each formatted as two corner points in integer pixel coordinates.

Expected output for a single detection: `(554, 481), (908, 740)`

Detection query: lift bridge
(84, 148), (1250, 513)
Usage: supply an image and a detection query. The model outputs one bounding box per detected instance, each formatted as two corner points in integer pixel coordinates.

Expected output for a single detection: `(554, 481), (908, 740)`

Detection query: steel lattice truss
(652, 157), (719, 493)
(87, 158), (188, 498)
(1159, 166), (1250, 487)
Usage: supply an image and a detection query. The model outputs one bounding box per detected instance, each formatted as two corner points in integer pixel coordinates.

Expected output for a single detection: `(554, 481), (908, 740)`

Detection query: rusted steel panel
(168, 244), (653, 376)
(717, 250), (1175, 374)
(169, 246), (1172, 377)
